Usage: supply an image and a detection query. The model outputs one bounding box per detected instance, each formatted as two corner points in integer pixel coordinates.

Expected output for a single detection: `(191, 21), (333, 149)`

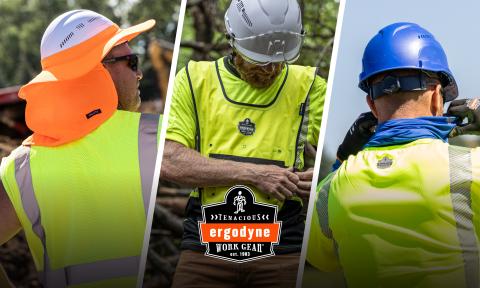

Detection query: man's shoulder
(176, 59), (219, 82)
(184, 58), (218, 71)
(287, 64), (317, 74)
(0, 145), (30, 174)
(287, 64), (326, 87)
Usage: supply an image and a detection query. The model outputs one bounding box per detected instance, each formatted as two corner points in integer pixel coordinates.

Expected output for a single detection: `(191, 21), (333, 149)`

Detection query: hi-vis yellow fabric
(166, 57), (325, 207)
(0, 110), (161, 288)
(308, 138), (480, 288)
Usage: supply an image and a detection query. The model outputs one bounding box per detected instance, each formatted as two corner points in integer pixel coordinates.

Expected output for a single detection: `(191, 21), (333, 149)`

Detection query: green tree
(0, 0), (119, 87)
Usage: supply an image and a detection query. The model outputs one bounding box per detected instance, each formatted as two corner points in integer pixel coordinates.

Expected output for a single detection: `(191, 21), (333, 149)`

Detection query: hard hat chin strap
(369, 72), (439, 100)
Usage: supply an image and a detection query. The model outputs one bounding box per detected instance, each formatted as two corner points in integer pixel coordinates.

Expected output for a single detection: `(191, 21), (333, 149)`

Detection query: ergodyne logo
(198, 185), (282, 263)
(377, 156), (393, 169)
(238, 118), (255, 136)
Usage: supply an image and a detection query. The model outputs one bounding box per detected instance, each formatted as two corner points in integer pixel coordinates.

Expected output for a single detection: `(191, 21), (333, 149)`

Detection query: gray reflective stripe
(66, 256), (139, 285)
(138, 113), (160, 216)
(14, 147), (44, 244)
(293, 69), (316, 170)
(37, 256), (140, 287)
(294, 95), (310, 170)
(316, 178), (333, 239)
(448, 146), (479, 288)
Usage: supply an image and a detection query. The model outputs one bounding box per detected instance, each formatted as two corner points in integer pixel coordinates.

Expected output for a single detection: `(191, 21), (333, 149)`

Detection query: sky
(321, 0), (480, 161)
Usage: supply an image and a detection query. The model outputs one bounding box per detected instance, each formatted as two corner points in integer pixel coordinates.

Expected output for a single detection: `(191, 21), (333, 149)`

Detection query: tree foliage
(0, 0), (120, 87)
(0, 0), (180, 89)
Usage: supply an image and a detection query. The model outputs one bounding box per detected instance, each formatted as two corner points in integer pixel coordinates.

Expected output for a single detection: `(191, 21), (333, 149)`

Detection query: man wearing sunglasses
(102, 49), (143, 111)
(161, 0), (326, 286)
(0, 10), (160, 287)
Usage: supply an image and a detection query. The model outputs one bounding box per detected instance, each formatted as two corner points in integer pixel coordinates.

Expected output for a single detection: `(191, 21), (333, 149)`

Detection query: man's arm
(0, 181), (20, 288)
(0, 183), (20, 245)
(161, 140), (301, 201)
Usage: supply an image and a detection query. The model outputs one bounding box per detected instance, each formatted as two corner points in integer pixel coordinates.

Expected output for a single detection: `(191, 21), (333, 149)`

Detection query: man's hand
(337, 112), (377, 161)
(447, 99), (480, 137)
(249, 165), (299, 201)
(162, 140), (300, 202)
(294, 168), (314, 199)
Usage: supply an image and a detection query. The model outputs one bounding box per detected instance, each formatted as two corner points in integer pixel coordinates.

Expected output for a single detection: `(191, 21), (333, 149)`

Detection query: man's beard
(233, 54), (284, 88)
(238, 69), (281, 88)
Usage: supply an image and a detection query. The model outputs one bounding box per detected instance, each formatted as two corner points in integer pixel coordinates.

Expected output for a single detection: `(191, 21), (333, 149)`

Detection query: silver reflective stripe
(14, 147), (44, 248)
(37, 256), (140, 286)
(293, 69), (317, 170)
(65, 256), (139, 285)
(138, 113), (160, 216)
(448, 146), (479, 288)
(316, 178), (333, 239)
(294, 95), (310, 170)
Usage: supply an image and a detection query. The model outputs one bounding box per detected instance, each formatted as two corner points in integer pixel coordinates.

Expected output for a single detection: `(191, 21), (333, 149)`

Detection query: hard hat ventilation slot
(75, 23), (85, 30)
(417, 34), (432, 39)
(236, 1), (252, 27)
(87, 16), (99, 23)
(60, 32), (74, 48)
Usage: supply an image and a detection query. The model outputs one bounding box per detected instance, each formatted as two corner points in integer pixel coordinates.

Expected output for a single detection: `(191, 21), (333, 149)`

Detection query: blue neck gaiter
(364, 116), (456, 148)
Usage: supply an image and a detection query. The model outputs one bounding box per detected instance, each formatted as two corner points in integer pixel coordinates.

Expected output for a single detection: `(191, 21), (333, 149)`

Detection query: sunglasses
(102, 54), (139, 72)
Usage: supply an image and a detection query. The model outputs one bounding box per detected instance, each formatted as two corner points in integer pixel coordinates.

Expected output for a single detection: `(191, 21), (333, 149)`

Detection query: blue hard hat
(359, 22), (458, 101)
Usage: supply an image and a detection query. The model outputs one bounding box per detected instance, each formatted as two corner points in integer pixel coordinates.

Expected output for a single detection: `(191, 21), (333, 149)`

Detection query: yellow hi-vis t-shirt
(308, 138), (480, 288)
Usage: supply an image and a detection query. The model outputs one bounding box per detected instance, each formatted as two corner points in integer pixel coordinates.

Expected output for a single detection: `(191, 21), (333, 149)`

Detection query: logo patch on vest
(238, 118), (255, 136)
(377, 156), (393, 169)
(198, 185), (282, 263)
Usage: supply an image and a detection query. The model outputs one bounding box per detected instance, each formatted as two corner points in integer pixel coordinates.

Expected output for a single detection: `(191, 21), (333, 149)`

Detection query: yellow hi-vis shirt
(0, 110), (161, 288)
(307, 138), (480, 288)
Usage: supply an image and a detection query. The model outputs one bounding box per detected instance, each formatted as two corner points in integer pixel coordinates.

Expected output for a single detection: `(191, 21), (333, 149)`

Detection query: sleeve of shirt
(165, 67), (197, 149)
(307, 74), (327, 147)
(306, 171), (341, 272)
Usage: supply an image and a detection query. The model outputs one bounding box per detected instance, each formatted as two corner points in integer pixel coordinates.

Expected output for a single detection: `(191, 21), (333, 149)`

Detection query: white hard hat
(224, 0), (304, 64)
(29, 9), (155, 82)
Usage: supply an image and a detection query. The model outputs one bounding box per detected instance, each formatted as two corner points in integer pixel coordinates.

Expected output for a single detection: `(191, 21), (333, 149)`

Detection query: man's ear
(366, 94), (379, 118)
(430, 84), (444, 116)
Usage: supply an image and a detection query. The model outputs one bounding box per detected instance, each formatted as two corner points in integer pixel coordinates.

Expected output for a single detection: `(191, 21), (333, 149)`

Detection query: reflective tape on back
(60, 255), (139, 286)
(14, 147), (45, 248)
(448, 146), (479, 288)
(138, 113), (160, 216)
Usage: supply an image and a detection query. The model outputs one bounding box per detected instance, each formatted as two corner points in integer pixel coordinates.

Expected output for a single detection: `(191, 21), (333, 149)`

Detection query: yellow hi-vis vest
(308, 139), (480, 288)
(0, 110), (160, 288)
(185, 58), (318, 207)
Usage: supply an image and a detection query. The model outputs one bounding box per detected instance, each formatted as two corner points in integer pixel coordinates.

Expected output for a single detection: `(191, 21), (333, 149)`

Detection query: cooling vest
(0, 110), (161, 288)
(185, 58), (317, 207)
(178, 58), (321, 254)
(308, 138), (480, 288)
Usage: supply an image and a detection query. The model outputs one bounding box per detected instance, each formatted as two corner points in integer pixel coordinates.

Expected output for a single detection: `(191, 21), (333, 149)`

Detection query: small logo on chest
(377, 156), (393, 169)
(238, 118), (255, 136)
